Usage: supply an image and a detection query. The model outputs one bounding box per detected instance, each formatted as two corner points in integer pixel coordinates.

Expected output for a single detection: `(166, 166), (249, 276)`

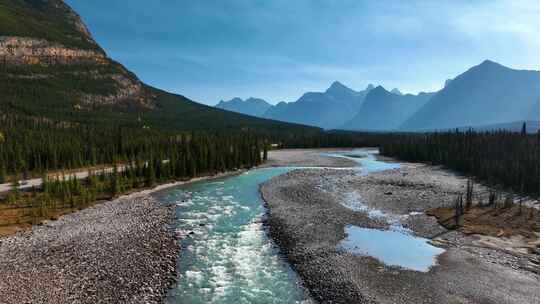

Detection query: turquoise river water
(157, 149), (444, 303)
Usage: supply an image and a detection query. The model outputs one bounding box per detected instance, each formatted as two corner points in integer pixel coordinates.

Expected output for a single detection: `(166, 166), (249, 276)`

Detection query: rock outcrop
(0, 36), (106, 65)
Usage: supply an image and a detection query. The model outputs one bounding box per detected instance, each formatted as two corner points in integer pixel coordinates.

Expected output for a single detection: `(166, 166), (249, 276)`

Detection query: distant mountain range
(216, 60), (540, 132)
(262, 81), (374, 129)
(215, 82), (382, 129)
(401, 60), (540, 130)
(341, 86), (434, 131)
(216, 97), (271, 117)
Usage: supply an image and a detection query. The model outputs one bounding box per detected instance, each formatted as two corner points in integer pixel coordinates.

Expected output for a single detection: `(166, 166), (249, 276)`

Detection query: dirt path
(0, 164), (133, 193)
(0, 148), (355, 194)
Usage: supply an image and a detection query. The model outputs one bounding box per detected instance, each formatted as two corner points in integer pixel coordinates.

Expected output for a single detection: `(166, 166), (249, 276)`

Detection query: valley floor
(261, 153), (540, 304)
(1, 149), (539, 304)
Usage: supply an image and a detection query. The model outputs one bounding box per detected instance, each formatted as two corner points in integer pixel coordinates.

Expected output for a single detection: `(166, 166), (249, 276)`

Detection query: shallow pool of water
(155, 167), (310, 304)
(340, 225), (445, 272)
(322, 149), (401, 174)
(327, 150), (444, 272)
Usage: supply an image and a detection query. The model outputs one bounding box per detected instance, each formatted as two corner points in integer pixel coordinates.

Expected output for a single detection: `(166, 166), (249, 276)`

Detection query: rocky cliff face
(1, 1), (153, 111)
(0, 36), (106, 65)
(77, 74), (151, 110)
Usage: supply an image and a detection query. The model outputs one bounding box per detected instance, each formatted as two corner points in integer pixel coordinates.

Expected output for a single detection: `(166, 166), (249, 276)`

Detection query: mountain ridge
(261, 82), (375, 129)
(215, 97), (272, 117)
(342, 86), (435, 131)
(401, 60), (540, 130)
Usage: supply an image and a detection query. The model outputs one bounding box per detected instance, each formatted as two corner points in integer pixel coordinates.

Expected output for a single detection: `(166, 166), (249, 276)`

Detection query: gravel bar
(264, 149), (357, 168)
(261, 166), (540, 304)
(0, 195), (178, 304)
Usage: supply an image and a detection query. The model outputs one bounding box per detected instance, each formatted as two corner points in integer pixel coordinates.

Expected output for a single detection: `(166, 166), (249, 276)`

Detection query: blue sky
(67, 0), (540, 105)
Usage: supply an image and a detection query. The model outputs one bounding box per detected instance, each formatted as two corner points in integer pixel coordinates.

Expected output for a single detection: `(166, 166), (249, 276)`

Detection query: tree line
(379, 126), (540, 198)
(0, 114), (267, 184)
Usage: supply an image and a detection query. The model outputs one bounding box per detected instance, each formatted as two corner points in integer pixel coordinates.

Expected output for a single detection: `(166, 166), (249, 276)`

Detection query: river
(157, 167), (309, 304)
(157, 149), (443, 303)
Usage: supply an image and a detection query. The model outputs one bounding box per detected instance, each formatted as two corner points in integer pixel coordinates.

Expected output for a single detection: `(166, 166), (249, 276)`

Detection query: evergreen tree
(10, 172), (20, 198)
(263, 143), (268, 161)
(111, 164), (121, 196)
(0, 165), (6, 184)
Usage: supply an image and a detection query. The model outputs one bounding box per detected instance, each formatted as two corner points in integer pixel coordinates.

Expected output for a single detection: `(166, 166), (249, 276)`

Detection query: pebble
(0, 196), (178, 304)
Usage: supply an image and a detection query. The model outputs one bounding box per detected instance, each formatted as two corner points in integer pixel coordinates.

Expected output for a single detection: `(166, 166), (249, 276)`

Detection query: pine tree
(263, 143), (268, 161)
(0, 165), (6, 184)
(10, 172), (20, 198)
(145, 160), (156, 187)
(521, 122), (527, 136)
(111, 164), (121, 196)
(42, 173), (50, 194)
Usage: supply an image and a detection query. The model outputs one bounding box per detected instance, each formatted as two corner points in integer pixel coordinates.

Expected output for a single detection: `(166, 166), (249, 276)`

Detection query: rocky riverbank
(264, 148), (357, 168)
(261, 159), (540, 303)
(0, 195), (177, 304)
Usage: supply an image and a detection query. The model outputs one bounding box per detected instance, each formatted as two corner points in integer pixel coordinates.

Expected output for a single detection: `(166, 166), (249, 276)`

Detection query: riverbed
(261, 149), (540, 303)
(2, 148), (538, 303)
(160, 149), (458, 303)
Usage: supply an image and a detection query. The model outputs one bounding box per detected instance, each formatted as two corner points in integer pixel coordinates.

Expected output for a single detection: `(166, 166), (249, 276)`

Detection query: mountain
(529, 101), (540, 121)
(401, 60), (540, 130)
(391, 88), (403, 95)
(262, 101), (288, 118)
(0, 0), (319, 134)
(342, 86), (435, 131)
(215, 97), (271, 117)
(262, 82), (375, 129)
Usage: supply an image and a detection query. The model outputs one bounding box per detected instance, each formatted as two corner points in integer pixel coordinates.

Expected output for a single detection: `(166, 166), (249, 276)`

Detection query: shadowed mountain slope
(401, 60), (540, 130)
(342, 86), (434, 131)
(262, 81), (374, 129)
(215, 97), (271, 117)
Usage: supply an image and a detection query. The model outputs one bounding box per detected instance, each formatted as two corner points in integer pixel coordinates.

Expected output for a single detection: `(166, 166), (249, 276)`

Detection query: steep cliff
(0, 0), (151, 112)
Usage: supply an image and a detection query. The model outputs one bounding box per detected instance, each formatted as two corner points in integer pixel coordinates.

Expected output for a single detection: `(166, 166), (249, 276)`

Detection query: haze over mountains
(402, 60), (540, 131)
(342, 86), (435, 131)
(263, 81), (373, 129)
(216, 60), (540, 132)
(216, 98), (271, 117)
